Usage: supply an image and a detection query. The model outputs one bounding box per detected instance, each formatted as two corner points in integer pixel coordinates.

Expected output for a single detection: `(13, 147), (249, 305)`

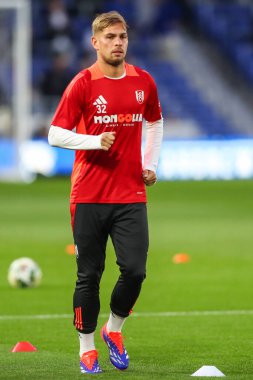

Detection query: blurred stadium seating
(29, 0), (253, 139)
(191, 1), (253, 83)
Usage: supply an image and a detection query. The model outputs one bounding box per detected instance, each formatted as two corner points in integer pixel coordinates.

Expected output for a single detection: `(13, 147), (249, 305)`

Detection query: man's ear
(91, 36), (99, 51)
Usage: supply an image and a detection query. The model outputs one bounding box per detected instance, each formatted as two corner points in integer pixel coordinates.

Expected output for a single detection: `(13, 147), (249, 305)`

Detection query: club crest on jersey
(135, 90), (144, 104)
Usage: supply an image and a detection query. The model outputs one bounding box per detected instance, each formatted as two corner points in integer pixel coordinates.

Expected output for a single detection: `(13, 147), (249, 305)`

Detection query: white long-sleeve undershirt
(48, 118), (163, 172)
(144, 118), (163, 173)
(48, 125), (102, 150)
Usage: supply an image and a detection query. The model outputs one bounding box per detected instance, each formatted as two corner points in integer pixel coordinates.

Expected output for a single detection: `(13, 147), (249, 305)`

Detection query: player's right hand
(100, 132), (116, 151)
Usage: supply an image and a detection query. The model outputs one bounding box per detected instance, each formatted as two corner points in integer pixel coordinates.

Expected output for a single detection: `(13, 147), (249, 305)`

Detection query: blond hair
(92, 11), (128, 35)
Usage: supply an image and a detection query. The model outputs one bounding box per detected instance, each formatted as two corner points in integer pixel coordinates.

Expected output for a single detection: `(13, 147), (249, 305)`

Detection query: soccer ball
(8, 257), (42, 288)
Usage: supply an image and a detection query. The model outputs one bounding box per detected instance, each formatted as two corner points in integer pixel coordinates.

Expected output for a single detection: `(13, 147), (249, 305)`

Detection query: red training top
(51, 61), (162, 204)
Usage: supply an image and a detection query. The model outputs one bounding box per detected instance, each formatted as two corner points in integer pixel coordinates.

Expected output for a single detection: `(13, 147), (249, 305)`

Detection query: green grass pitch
(0, 178), (253, 379)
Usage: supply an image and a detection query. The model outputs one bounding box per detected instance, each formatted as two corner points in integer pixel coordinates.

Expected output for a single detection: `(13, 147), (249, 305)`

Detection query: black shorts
(73, 203), (149, 270)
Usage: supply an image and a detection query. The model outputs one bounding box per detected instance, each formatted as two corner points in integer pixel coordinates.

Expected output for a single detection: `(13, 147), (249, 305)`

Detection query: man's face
(92, 23), (128, 67)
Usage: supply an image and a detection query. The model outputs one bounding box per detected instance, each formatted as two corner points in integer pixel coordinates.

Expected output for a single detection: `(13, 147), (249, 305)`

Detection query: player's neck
(97, 60), (126, 78)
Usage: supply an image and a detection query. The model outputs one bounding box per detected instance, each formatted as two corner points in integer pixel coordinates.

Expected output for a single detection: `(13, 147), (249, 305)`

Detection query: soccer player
(48, 11), (163, 374)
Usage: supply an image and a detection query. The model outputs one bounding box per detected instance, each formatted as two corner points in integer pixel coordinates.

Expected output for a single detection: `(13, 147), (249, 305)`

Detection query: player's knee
(121, 256), (146, 279)
(77, 271), (102, 292)
(124, 266), (146, 283)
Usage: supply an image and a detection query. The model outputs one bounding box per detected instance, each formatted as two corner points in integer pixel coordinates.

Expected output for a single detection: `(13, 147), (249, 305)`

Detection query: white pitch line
(0, 310), (253, 321)
(132, 310), (253, 317)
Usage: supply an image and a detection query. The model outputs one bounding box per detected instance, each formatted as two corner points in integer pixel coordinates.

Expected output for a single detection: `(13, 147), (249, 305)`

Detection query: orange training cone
(11, 341), (37, 352)
(66, 244), (75, 255)
(172, 253), (190, 264)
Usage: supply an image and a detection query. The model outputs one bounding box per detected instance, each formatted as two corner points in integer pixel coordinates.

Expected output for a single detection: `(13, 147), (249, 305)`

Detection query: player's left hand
(143, 169), (157, 186)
